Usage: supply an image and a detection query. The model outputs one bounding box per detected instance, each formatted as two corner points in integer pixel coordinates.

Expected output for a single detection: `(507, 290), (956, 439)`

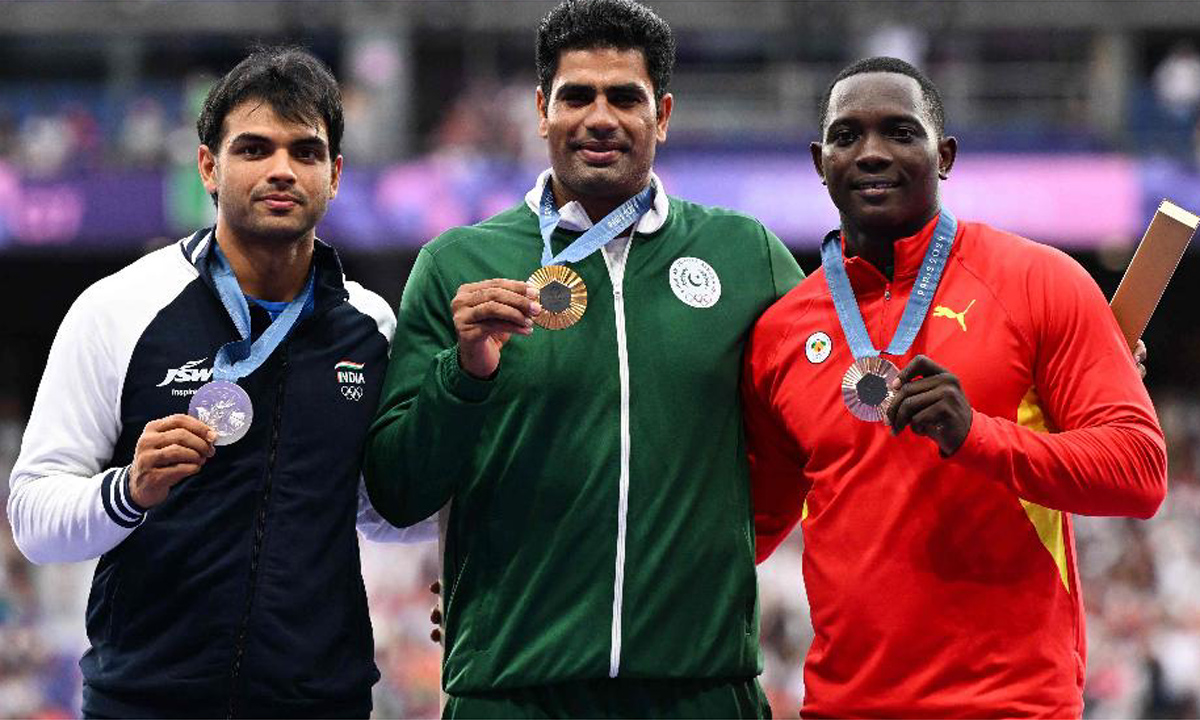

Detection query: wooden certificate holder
(1110, 200), (1198, 349)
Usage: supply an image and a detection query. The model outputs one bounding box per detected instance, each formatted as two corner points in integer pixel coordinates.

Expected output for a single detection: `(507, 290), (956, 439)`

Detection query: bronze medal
(841, 357), (900, 423)
(527, 265), (588, 330)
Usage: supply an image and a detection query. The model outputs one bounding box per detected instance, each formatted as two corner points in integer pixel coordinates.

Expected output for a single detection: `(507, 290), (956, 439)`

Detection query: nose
(584, 97), (619, 135)
(855, 131), (892, 172)
(266, 148), (297, 185)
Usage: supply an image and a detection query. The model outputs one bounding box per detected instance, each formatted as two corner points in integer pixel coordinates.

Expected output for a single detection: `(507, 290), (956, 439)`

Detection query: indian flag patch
(336, 360), (366, 389)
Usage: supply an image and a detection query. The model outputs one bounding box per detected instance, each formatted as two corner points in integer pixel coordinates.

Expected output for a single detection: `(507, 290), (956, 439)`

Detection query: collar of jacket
(179, 226), (350, 315)
(840, 212), (956, 286)
(522, 168), (671, 235)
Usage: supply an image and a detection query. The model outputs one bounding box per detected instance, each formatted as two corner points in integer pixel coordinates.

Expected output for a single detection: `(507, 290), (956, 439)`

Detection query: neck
(214, 222), (314, 302)
(841, 208), (941, 280)
(550, 175), (648, 224)
(842, 227), (896, 280)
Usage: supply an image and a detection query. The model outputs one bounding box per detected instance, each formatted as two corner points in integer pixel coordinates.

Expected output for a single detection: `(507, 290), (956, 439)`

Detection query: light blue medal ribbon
(537, 181), (655, 266)
(822, 210), (957, 423)
(210, 243), (315, 382)
(821, 209), (958, 361)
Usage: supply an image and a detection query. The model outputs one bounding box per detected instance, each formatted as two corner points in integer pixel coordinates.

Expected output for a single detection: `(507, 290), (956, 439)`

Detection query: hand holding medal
(885, 354), (973, 456)
(451, 279), (542, 379)
(128, 414), (217, 508)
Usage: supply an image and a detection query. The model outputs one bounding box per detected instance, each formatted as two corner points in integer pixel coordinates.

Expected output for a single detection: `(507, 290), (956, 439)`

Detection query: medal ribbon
(209, 241), (315, 383)
(821, 210), (958, 360)
(538, 180), (654, 267)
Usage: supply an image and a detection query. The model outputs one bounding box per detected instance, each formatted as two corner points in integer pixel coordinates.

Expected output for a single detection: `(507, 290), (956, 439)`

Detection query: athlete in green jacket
(364, 0), (803, 715)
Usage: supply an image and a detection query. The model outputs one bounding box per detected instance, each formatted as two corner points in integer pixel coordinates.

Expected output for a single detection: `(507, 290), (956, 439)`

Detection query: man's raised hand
(129, 414), (217, 508)
(886, 355), (973, 457)
(452, 279), (541, 379)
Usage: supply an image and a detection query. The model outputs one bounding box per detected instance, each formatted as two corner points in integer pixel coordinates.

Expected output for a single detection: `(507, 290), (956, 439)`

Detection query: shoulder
(749, 270), (822, 361)
(344, 281), (396, 342)
(760, 269), (822, 328)
(422, 202), (534, 258)
(71, 241), (197, 331)
(663, 195), (771, 237)
(957, 220), (1095, 289)
(954, 220), (1106, 342)
(89, 241), (196, 303)
(51, 240), (198, 371)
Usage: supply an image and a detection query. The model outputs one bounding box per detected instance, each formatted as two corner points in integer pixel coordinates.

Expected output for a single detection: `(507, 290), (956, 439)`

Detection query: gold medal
(527, 265), (588, 330)
(842, 357), (900, 423)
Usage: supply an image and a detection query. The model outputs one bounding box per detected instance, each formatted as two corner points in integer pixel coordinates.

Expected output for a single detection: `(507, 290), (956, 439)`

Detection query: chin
(247, 218), (315, 244)
(574, 167), (643, 199)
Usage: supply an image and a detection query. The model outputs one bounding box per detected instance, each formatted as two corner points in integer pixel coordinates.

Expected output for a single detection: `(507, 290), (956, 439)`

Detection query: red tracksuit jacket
(743, 214), (1167, 718)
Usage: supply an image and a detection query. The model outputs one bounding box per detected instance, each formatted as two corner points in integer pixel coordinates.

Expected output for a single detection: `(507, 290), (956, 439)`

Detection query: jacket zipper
(226, 347), (289, 718)
(601, 235), (633, 678)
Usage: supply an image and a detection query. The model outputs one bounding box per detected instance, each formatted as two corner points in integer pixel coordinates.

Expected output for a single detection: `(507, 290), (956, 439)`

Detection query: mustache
(568, 139), (631, 152)
(252, 190), (306, 204)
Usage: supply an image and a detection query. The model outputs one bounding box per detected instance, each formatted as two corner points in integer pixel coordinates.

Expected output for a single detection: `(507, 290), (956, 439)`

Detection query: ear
(655, 92), (673, 142)
(937, 136), (957, 180)
(810, 141), (826, 185)
(329, 155), (343, 199)
(198, 144), (219, 194)
(536, 85), (549, 139)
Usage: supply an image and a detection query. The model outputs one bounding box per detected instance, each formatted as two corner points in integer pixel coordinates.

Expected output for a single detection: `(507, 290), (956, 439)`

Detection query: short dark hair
(197, 44), (344, 161)
(817, 56), (945, 138)
(536, 0), (675, 106)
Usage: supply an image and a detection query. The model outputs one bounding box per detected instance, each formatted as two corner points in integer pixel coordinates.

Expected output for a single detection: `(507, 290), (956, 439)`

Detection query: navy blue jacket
(9, 229), (403, 717)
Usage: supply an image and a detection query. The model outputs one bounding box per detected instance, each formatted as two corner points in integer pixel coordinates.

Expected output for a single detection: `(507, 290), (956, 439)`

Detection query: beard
(553, 148), (655, 210)
(219, 195), (327, 246)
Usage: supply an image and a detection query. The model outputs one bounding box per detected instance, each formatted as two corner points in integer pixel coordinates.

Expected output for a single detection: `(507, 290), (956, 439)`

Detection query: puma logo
(933, 299), (975, 332)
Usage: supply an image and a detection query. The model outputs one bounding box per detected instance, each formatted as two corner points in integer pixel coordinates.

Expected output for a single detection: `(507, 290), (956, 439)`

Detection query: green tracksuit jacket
(364, 177), (803, 694)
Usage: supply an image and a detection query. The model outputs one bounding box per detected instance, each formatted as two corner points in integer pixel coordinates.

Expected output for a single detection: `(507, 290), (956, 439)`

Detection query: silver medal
(188, 380), (254, 445)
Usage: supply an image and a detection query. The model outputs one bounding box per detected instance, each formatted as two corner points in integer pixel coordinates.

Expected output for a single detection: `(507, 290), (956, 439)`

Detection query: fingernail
(207, 431), (218, 442)
(526, 286), (539, 299)
(530, 302), (542, 315)
(889, 378), (900, 390)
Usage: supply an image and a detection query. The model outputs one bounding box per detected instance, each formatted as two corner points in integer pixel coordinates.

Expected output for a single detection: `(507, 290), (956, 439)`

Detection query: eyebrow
(228, 132), (328, 148)
(553, 82), (650, 99)
(825, 112), (928, 136)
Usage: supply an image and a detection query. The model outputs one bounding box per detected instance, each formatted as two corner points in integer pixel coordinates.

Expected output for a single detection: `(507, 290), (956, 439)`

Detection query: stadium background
(1, 0), (1200, 716)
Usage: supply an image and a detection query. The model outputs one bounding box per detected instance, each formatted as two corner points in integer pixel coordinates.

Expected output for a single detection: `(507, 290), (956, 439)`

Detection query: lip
(573, 141), (625, 166)
(258, 194), (301, 210)
(851, 178), (900, 199)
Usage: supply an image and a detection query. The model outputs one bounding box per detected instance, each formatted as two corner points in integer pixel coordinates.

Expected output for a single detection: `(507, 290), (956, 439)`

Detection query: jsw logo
(157, 358), (213, 387)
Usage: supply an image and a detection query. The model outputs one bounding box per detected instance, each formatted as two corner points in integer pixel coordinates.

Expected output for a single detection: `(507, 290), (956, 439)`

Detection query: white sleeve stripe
(102, 468), (144, 527)
(115, 467), (147, 518)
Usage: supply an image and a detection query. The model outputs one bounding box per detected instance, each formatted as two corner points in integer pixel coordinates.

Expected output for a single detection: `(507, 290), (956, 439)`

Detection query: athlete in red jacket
(743, 57), (1167, 718)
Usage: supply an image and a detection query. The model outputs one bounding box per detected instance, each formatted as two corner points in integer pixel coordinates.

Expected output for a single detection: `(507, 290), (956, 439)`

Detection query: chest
(776, 268), (1033, 465)
(115, 294), (388, 470)
(462, 230), (774, 402)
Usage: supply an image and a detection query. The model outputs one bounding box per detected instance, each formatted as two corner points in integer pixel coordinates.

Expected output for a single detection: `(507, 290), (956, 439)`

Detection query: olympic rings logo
(341, 385), (364, 401)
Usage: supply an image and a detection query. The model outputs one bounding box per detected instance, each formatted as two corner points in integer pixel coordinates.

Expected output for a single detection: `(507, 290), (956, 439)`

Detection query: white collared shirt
(522, 169), (670, 235)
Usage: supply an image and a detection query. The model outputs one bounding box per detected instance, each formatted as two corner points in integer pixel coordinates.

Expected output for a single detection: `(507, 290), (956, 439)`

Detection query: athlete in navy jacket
(7, 46), (430, 718)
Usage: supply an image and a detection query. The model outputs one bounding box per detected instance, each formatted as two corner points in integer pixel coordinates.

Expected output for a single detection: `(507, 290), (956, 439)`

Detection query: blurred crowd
(5, 38), (1200, 179)
(1, 389), (1198, 718)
